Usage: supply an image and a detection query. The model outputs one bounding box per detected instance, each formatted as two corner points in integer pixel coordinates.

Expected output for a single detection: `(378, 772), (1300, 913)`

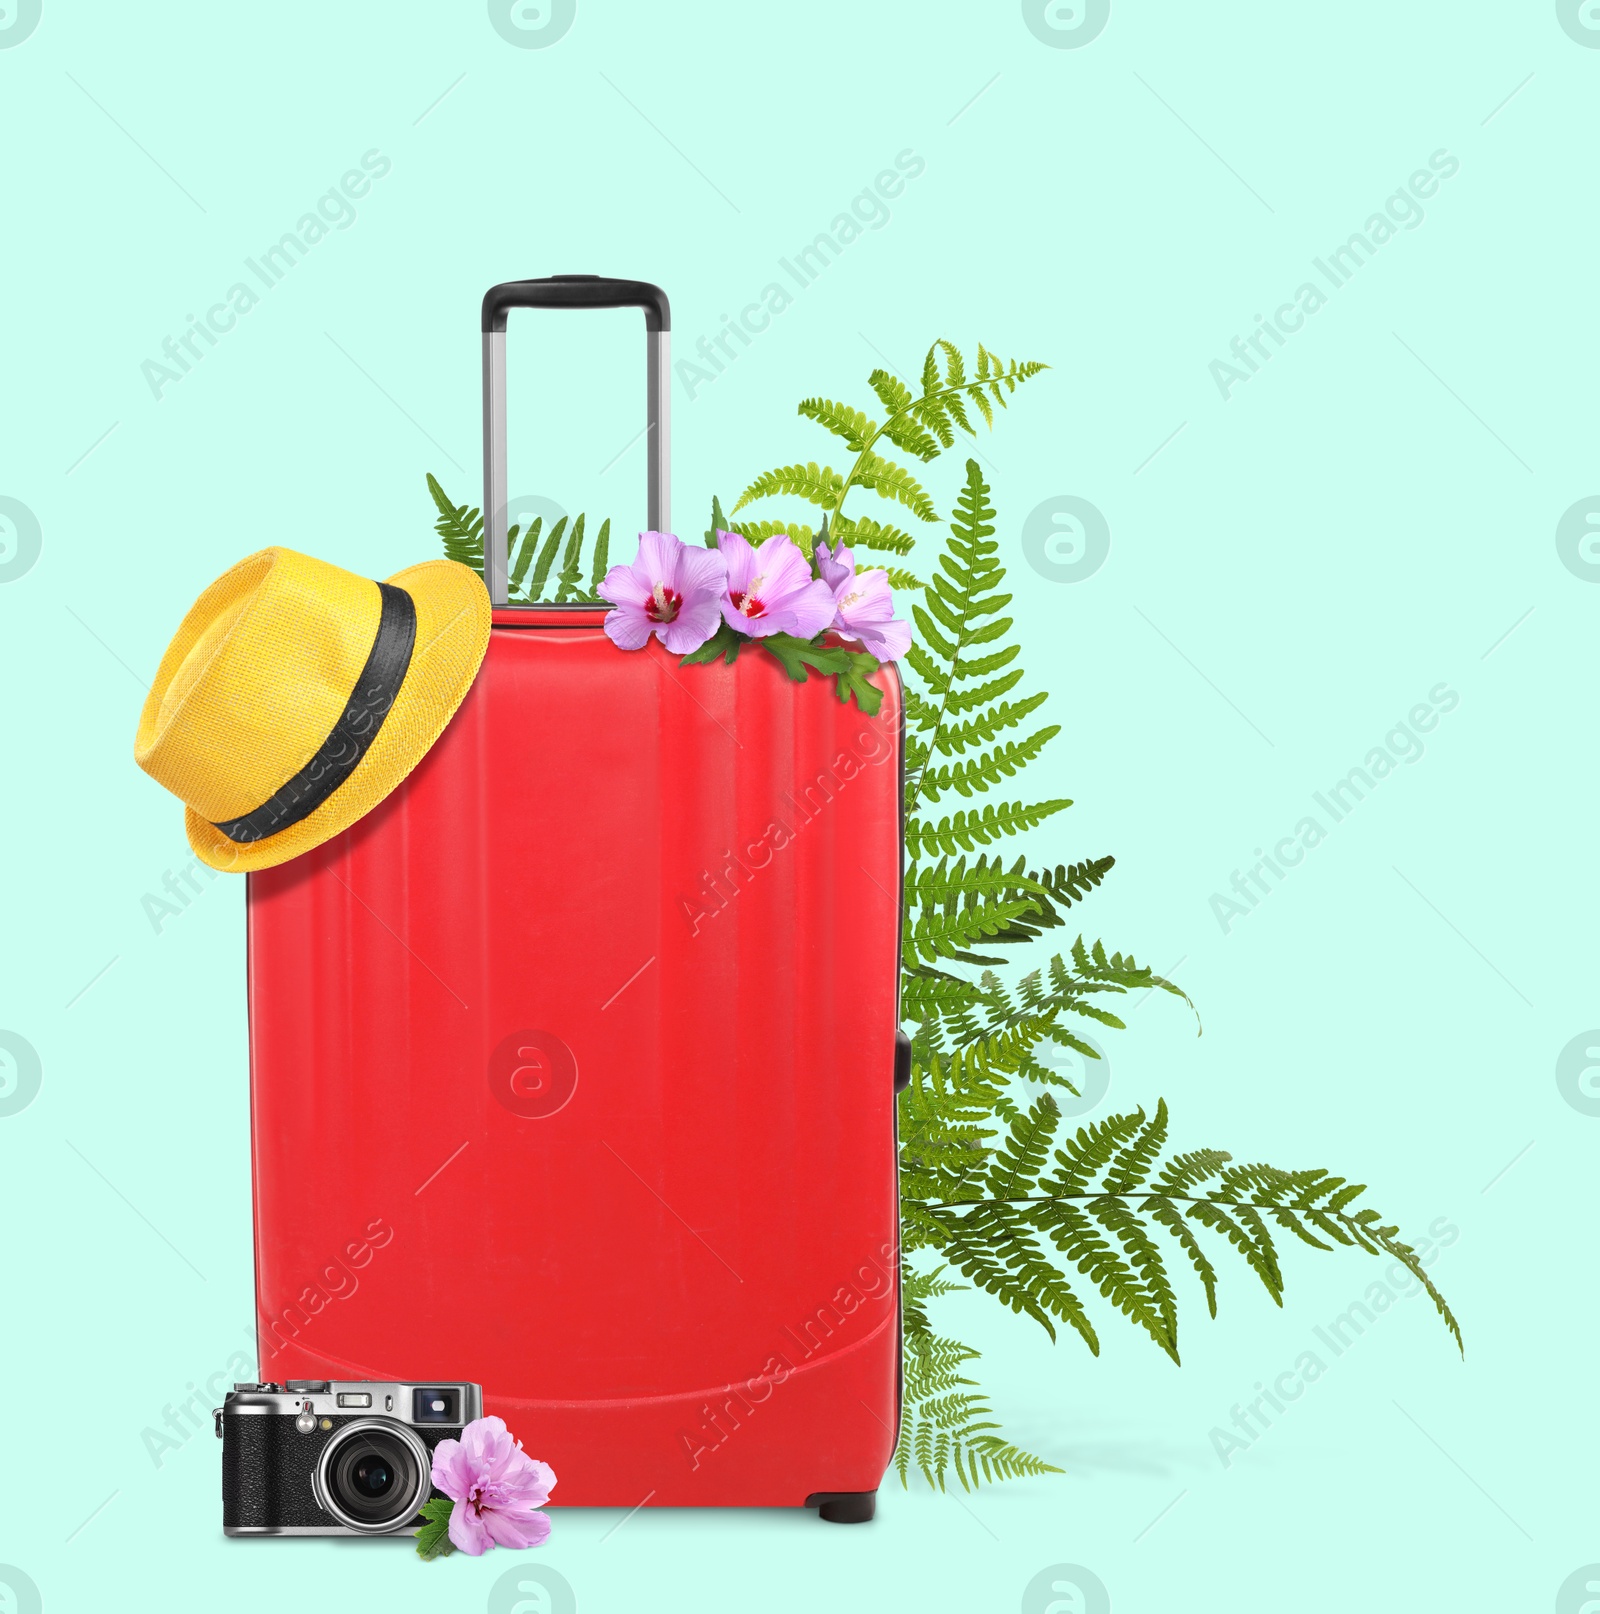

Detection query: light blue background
(1, 2), (1593, 1610)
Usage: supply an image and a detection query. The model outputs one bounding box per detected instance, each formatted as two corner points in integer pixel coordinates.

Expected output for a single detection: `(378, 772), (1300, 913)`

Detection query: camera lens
(351, 1455), (392, 1497)
(319, 1422), (428, 1532)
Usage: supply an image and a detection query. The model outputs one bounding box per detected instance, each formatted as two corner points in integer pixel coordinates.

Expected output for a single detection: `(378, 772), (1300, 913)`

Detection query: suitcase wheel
(806, 1490), (877, 1524)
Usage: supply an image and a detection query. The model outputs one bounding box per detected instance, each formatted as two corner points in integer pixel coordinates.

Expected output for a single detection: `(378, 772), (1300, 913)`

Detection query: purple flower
(716, 530), (836, 640)
(599, 530), (727, 654)
(815, 538), (911, 662)
(430, 1415), (556, 1557)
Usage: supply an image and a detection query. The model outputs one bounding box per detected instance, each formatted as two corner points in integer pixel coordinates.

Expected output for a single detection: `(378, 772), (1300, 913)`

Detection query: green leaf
(679, 621), (746, 668)
(414, 1497), (456, 1560)
(756, 633), (883, 714)
(553, 512), (586, 602)
(528, 517), (565, 600)
(833, 650), (885, 716)
(589, 518), (611, 593)
(705, 493), (729, 548)
(509, 516), (543, 594)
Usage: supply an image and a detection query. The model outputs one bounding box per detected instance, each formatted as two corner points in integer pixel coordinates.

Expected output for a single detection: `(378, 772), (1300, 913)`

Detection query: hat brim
(184, 559), (490, 873)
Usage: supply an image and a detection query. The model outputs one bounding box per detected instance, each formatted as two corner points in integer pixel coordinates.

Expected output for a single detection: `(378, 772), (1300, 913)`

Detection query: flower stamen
(646, 581), (682, 623)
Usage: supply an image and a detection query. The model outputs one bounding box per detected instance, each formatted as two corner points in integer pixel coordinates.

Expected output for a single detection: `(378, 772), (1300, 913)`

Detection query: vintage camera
(216, 1380), (482, 1535)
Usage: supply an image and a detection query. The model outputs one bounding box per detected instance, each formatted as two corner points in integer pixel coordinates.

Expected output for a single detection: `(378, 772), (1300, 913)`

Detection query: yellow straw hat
(135, 547), (490, 873)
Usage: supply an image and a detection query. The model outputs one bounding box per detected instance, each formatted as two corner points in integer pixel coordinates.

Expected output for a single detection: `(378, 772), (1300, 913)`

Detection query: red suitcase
(245, 278), (904, 1519)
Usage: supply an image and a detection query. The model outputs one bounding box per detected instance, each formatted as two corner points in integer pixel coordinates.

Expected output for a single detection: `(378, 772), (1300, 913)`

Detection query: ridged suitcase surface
(247, 607), (903, 1507)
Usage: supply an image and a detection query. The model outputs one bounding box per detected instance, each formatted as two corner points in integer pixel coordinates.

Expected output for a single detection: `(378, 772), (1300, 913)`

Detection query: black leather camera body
(217, 1380), (481, 1535)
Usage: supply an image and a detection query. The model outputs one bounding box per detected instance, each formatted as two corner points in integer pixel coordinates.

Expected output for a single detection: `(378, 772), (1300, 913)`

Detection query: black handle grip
(482, 275), (670, 334)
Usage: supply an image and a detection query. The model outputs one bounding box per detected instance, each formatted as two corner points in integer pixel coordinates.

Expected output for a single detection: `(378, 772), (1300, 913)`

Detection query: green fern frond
(588, 518), (611, 593)
(905, 1093), (1461, 1358)
(940, 668), (1024, 717)
(1147, 1198), (1219, 1318)
(854, 450), (937, 522)
(880, 409), (943, 463)
(927, 1200), (1099, 1350)
(904, 1264), (969, 1305)
(553, 513), (586, 603)
(986, 1095), (1057, 1200)
(1102, 1099), (1170, 1195)
(832, 512), (919, 557)
(900, 972), (986, 1026)
(982, 861), (1118, 947)
(425, 328), (1461, 1498)
(1048, 1110), (1149, 1196)
(1150, 1149), (1230, 1197)
(868, 368), (914, 417)
(900, 340), (1048, 445)
(904, 854), (1046, 913)
(904, 896), (1041, 968)
(914, 728), (1062, 805)
(427, 473), (483, 573)
(732, 460), (846, 514)
(1066, 936), (1194, 1016)
(895, 1329), (1061, 1491)
(1185, 1200), (1284, 1307)
(528, 517), (565, 600)
(508, 516), (543, 594)
(904, 799), (1073, 860)
(1026, 1196), (1169, 1357)
(730, 517), (818, 548)
(935, 694), (1051, 756)
(797, 396), (876, 455)
(427, 477), (613, 603)
(901, 460), (1063, 822)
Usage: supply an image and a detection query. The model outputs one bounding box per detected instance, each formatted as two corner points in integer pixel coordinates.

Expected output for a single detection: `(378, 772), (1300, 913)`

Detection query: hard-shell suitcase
(246, 278), (905, 1518)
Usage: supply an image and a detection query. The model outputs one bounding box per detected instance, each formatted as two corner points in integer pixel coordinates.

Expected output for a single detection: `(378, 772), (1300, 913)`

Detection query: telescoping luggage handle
(481, 275), (672, 607)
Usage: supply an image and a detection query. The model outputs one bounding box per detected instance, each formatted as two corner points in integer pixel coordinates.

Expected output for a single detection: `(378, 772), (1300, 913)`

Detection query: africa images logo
(1555, 0), (1600, 46)
(138, 151), (393, 400)
(1555, 497), (1600, 581)
(1208, 151), (1460, 401)
(1021, 0), (1111, 49)
(488, 0), (576, 48)
(0, 0), (42, 49)
(0, 497), (41, 584)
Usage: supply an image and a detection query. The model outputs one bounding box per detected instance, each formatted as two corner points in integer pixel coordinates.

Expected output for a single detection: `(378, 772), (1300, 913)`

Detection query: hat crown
(136, 548), (384, 825)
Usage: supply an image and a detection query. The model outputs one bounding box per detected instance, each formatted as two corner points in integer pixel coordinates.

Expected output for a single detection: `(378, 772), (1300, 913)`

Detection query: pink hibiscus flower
(814, 533), (854, 592)
(716, 529), (836, 640)
(815, 538), (911, 662)
(430, 1415), (556, 1556)
(599, 530), (727, 654)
